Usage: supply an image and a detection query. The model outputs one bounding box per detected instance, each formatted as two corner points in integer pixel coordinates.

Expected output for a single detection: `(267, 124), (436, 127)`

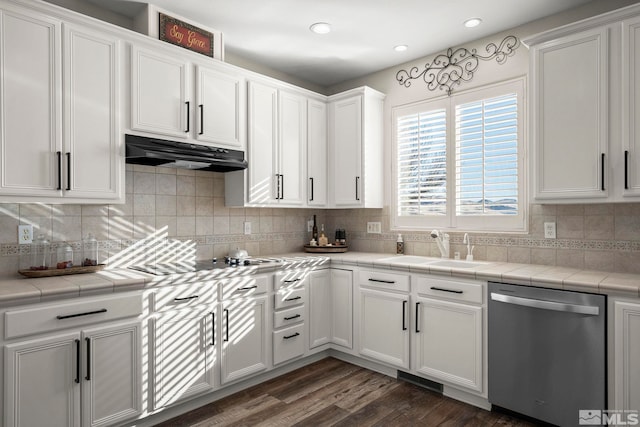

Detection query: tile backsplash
(1, 165), (639, 275)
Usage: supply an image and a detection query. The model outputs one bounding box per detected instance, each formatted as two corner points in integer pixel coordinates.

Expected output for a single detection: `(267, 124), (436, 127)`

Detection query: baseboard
(328, 349), (398, 378)
(443, 385), (491, 411)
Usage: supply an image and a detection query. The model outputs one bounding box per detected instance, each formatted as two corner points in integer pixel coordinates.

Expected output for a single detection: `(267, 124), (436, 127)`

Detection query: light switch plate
(18, 225), (33, 244)
(367, 222), (382, 234)
(544, 222), (556, 239)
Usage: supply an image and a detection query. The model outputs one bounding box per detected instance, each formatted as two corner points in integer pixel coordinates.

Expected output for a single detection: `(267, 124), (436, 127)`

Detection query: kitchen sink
(377, 256), (439, 265)
(430, 259), (490, 269)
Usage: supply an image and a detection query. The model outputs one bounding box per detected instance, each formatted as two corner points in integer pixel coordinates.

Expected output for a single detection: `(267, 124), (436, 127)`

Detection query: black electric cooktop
(128, 258), (280, 276)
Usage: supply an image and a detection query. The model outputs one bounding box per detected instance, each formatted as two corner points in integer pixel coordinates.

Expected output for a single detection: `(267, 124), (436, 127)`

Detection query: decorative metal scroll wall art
(395, 35), (520, 95)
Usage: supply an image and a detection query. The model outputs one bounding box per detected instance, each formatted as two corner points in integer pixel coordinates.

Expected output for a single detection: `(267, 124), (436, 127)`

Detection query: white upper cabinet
(527, 4), (640, 203)
(131, 46), (191, 139)
(227, 80), (307, 206)
(307, 99), (327, 206)
(131, 45), (246, 150)
(0, 5), (123, 203)
(328, 87), (384, 208)
(623, 15), (640, 197)
(195, 65), (245, 149)
(0, 7), (62, 198)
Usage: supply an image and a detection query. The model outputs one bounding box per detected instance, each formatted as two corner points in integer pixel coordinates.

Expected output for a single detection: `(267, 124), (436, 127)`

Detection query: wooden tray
(18, 264), (106, 278)
(303, 245), (348, 253)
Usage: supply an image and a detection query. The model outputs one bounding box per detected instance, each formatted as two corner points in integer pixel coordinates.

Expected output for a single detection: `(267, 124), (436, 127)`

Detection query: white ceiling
(88, 0), (596, 87)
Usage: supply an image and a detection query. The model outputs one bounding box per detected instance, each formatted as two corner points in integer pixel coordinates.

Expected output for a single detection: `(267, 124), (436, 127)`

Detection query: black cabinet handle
(185, 101), (190, 133)
(66, 152), (71, 191)
(173, 295), (199, 302)
(415, 302), (421, 333)
(284, 314), (301, 321)
(224, 309), (229, 342)
(601, 153), (606, 191)
(355, 176), (360, 201)
(284, 296), (302, 302)
(309, 177), (314, 201)
(283, 279), (300, 283)
(402, 300), (407, 331)
(625, 150), (629, 190)
(237, 285), (257, 291)
(368, 278), (396, 284)
(283, 332), (300, 340)
(211, 312), (215, 347)
(75, 339), (80, 384)
(85, 337), (91, 381)
(280, 174), (284, 200)
(199, 104), (204, 135)
(57, 308), (107, 320)
(430, 286), (463, 294)
(57, 151), (62, 190)
(275, 174), (280, 199)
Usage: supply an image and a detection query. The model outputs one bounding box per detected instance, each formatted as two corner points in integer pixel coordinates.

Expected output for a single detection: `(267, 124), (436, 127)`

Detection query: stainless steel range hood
(125, 134), (248, 172)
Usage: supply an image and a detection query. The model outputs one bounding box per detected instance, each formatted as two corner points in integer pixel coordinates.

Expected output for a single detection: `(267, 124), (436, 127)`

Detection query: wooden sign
(159, 12), (214, 57)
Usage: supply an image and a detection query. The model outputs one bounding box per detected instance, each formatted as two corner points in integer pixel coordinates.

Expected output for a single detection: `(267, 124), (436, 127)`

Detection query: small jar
(29, 234), (50, 271)
(82, 233), (98, 267)
(55, 243), (74, 269)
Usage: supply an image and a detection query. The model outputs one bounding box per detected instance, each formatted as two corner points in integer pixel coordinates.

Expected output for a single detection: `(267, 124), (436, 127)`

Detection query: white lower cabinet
(308, 268), (353, 351)
(359, 288), (410, 369)
(4, 320), (142, 427)
(614, 300), (640, 412)
(412, 275), (485, 394)
(151, 308), (217, 409)
(220, 295), (269, 384)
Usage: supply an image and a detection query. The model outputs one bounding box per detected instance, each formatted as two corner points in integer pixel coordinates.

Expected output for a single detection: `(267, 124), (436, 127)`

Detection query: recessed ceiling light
(310, 22), (331, 34)
(394, 45), (408, 52)
(464, 18), (482, 28)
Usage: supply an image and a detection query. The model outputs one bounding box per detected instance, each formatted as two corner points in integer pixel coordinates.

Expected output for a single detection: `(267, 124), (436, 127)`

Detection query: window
(392, 79), (526, 232)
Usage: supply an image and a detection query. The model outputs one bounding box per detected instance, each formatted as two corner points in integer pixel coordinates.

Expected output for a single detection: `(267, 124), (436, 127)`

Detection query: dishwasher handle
(490, 292), (599, 316)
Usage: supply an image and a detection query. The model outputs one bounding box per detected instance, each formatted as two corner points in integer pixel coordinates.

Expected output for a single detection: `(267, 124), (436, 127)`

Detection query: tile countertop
(0, 252), (638, 307)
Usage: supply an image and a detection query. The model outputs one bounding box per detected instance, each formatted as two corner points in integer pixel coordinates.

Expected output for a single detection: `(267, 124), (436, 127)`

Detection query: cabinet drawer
(273, 324), (304, 365)
(221, 274), (270, 300)
(5, 292), (143, 339)
(359, 270), (410, 293)
(414, 276), (484, 305)
(154, 282), (217, 311)
(274, 306), (304, 329)
(274, 287), (305, 309)
(274, 270), (307, 290)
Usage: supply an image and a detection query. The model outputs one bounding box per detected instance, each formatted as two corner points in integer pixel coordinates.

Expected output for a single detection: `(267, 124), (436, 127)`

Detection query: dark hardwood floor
(155, 357), (540, 427)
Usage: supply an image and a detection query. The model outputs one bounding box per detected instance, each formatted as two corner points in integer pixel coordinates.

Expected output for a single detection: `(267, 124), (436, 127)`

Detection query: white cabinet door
(196, 66), (245, 149)
(532, 27), (609, 201)
(278, 90), (306, 205)
(221, 295), (269, 384)
(131, 46), (190, 138)
(307, 99), (327, 206)
(331, 269), (353, 349)
(4, 332), (80, 427)
(614, 301), (640, 412)
(308, 269), (331, 349)
(623, 16), (640, 197)
(63, 24), (122, 200)
(151, 309), (216, 409)
(82, 321), (142, 427)
(414, 297), (483, 392)
(330, 95), (362, 207)
(0, 9), (62, 197)
(247, 81), (278, 204)
(359, 288), (409, 369)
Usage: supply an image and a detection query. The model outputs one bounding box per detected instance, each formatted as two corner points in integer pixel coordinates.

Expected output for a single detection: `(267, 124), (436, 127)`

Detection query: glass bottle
(55, 243), (74, 269)
(29, 234), (50, 271)
(82, 233), (98, 266)
(312, 215), (318, 242)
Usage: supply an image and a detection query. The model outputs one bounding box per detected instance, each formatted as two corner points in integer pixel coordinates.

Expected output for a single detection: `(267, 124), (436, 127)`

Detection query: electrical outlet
(367, 222), (382, 234)
(307, 219), (313, 232)
(544, 222), (556, 239)
(244, 221), (251, 235)
(18, 225), (33, 244)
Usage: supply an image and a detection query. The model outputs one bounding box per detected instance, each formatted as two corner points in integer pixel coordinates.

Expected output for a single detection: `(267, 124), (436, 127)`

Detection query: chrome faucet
(430, 230), (450, 258)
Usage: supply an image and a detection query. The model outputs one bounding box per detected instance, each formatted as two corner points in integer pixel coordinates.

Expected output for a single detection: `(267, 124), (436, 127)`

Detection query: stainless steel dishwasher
(488, 282), (606, 426)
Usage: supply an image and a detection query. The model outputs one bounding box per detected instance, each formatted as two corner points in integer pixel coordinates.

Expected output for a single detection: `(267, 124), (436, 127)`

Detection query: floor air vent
(397, 371), (443, 393)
